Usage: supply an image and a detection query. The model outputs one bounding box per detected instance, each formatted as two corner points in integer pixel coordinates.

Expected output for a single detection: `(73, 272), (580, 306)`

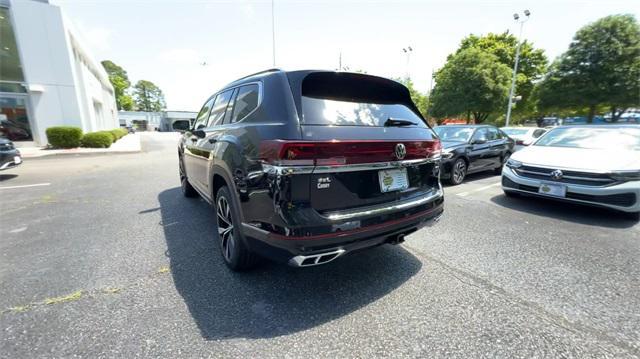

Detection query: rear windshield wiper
(384, 118), (417, 127)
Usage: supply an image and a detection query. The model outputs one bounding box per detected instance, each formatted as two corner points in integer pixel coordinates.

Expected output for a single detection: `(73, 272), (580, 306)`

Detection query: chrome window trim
(322, 187), (443, 221)
(261, 157), (439, 175)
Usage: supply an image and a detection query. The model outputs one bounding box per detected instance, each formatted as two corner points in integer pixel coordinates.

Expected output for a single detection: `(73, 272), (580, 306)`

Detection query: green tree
(132, 80), (166, 112)
(536, 14), (640, 122)
(398, 77), (429, 118)
(430, 48), (512, 123)
(101, 60), (134, 111)
(454, 32), (548, 120)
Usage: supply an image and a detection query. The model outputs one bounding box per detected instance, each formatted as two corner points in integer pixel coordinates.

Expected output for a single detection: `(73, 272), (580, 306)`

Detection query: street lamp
(505, 10), (530, 127)
(402, 46), (413, 79)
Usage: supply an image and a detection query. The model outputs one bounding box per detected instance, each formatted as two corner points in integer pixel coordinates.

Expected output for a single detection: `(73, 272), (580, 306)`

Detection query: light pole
(402, 46), (413, 79)
(505, 10), (530, 127)
(271, 0), (276, 67)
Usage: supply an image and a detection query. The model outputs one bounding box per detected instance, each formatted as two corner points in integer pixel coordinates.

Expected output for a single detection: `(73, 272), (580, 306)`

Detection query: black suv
(178, 70), (444, 270)
(434, 125), (514, 185)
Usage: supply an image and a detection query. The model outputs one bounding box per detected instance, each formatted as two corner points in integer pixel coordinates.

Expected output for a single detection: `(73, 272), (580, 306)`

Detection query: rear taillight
(260, 140), (441, 166)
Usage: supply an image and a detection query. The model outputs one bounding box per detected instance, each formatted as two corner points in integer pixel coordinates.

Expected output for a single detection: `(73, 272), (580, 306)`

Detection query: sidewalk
(19, 133), (141, 158)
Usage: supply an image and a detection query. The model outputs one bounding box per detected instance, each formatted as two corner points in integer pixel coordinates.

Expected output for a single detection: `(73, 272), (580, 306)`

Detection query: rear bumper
(502, 166), (640, 213)
(241, 197), (444, 265)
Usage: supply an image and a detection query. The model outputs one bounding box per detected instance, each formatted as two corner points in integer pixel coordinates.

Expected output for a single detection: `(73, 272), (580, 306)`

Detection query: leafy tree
(536, 14), (640, 122)
(101, 60), (134, 111)
(398, 77), (429, 118)
(132, 80), (166, 112)
(454, 32), (548, 119)
(430, 48), (512, 123)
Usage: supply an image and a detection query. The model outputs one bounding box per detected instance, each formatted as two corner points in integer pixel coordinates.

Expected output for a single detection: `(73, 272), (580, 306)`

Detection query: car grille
(0, 143), (14, 151)
(502, 176), (636, 207)
(513, 165), (617, 186)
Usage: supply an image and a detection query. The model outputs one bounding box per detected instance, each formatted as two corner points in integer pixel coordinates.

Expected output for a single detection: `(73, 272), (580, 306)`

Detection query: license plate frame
(538, 182), (566, 197)
(378, 168), (409, 193)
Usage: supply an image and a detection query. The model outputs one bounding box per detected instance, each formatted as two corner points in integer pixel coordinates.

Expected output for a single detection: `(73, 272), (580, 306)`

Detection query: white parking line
(0, 183), (51, 190)
(456, 182), (502, 197)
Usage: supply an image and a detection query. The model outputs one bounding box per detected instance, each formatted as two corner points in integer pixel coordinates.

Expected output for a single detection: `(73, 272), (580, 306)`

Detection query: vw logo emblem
(395, 143), (406, 160)
(550, 169), (563, 180)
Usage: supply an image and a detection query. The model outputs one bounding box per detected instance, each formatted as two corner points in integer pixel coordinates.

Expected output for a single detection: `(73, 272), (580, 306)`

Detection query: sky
(52, 0), (639, 111)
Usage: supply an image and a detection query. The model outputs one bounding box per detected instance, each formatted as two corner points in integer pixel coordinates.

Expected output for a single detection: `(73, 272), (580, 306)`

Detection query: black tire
(494, 152), (511, 175)
(215, 186), (257, 271)
(447, 158), (467, 185)
(179, 157), (198, 198)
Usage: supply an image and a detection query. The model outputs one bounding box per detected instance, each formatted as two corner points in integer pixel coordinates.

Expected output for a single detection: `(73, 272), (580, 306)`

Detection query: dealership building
(0, 0), (118, 146)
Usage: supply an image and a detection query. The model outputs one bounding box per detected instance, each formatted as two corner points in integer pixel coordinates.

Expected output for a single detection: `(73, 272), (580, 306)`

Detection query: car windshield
(502, 128), (529, 136)
(534, 127), (640, 151)
(434, 127), (474, 142)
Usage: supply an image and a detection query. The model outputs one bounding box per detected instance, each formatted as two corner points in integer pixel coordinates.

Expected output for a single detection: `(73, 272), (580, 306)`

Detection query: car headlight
(506, 158), (523, 169)
(610, 170), (640, 182)
(441, 149), (454, 159)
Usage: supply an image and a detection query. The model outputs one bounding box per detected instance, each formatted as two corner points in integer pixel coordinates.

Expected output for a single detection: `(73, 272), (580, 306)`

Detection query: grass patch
(9, 305), (32, 313)
(102, 287), (121, 294)
(43, 290), (83, 305)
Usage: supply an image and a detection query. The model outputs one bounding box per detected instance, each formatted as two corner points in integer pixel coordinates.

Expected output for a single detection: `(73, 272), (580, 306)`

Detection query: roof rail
(233, 68), (282, 82)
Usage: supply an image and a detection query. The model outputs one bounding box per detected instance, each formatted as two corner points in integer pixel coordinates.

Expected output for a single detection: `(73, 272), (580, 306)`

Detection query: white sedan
(501, 125), (640, 219)
(501, 127), (547, 151)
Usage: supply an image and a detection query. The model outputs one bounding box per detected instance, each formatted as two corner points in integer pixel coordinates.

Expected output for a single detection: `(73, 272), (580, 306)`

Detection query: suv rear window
(300, 72), (426, 127)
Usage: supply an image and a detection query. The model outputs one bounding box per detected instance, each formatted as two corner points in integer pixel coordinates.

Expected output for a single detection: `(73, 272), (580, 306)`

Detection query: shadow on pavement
(157, 187), (422, 339)
(490, 193), (638, 229)
(0, 174), (18, 182)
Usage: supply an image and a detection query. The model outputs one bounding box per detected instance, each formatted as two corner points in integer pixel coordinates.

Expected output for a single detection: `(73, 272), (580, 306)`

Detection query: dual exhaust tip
(288, 233), (408, 267)
(289, 249), (346, 267)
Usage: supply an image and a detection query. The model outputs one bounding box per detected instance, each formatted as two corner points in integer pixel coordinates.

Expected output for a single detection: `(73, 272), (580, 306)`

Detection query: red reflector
(260, 140), (441, 165)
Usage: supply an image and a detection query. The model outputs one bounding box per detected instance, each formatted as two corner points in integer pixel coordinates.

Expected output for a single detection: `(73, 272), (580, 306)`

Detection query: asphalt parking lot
(1, 132), (639, 358)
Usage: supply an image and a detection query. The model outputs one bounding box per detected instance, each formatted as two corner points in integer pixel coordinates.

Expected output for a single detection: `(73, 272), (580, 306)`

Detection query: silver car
(502, 125), (640, 219)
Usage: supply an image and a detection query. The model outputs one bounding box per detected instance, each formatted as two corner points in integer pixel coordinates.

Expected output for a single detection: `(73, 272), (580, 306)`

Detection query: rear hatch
(287, 71), (441, 213)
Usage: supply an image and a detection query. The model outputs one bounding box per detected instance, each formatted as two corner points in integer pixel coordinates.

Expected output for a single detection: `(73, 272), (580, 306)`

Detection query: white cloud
(76, 23), (112, 53)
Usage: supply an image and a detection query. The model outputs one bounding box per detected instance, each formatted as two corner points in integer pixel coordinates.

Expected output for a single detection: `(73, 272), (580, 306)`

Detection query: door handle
(208, 138), (217, 144)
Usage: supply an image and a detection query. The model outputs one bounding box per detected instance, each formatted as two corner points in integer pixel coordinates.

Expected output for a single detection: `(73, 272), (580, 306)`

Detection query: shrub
(81, 132), (113, 148)
(46, 126), (83, 148)
(108, 128), (128, 142)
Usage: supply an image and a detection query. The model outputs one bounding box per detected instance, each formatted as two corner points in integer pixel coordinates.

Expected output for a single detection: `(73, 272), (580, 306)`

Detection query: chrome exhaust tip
(288, 249), (346, 267)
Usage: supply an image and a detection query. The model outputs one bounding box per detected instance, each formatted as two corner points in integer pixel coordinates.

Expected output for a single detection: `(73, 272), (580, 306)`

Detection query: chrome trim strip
(322, 187), (443, 221)
(515, 169), (613, 182)
(262, 157), (437, 175)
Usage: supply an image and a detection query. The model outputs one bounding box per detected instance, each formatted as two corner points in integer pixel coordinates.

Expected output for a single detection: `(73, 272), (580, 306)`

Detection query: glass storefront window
(0, 97), (32, 141)
(0, 7), (25, 83)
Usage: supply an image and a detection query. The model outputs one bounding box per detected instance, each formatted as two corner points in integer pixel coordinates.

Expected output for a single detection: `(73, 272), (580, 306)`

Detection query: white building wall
(9, 0), (118, 146)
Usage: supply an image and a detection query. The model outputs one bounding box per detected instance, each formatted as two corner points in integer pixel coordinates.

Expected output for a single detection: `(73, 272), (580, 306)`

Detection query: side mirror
(192, 129), (206, 138)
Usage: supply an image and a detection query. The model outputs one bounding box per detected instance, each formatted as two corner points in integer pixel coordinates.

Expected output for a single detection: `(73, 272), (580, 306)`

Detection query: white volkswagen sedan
(502, 125), (640, 219)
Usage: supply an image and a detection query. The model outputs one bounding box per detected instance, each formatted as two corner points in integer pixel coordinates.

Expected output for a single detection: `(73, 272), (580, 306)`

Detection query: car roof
(553, 124), (640, 129)
(435, 124), (493, 128)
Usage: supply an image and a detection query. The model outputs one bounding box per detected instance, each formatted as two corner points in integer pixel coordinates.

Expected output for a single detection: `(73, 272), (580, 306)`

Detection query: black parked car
(434, 125), (514, 185)
(179, 69), (444, 271)
(0, 137), (22, 171)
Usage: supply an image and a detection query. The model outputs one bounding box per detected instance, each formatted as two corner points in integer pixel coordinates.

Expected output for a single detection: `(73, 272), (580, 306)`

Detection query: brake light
(260, 140), (441, 166)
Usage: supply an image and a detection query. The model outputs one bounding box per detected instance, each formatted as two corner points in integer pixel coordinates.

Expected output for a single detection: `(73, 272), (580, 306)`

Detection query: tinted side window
(222, 88), (238, 124)
(487, 127), (499, 141)
(472, 128), (489, 142)
(533, 129), (546, 138)
(207, 90), (234, 127)
(194, 98), (214, 129)
(231, 84), (260, 123)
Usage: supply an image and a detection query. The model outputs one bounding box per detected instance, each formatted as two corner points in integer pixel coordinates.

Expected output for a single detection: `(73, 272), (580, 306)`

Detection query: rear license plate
(539, 182), (566, 197)
(14, 156), (21, 164)
(378, 168), (409, 193)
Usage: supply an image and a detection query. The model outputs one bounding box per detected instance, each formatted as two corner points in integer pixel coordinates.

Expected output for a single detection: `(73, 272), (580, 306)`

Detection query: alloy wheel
(216, 196), (235, 262)
(453, 160), (467, 184)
